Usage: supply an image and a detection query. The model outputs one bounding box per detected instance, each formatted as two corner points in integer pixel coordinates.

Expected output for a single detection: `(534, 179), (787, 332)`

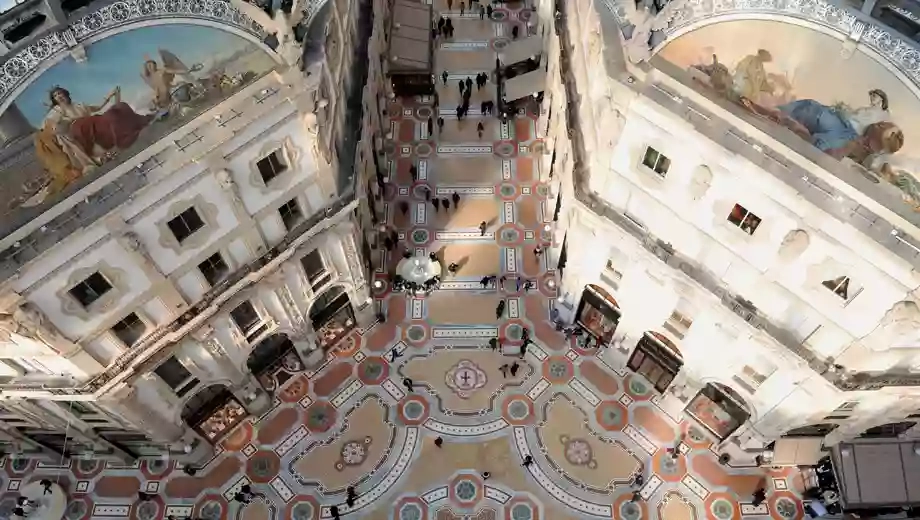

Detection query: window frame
(111, 312), (148, 348)
(166, 207), (206, 244)
(230, 301), (270, 343)
(726, 203), (762, 235)
(821, 275), (863, 306)
(301, 249), (332, 291)
(198, 251), (231, 287)
(256, 149), (288, 185)
(640, 146), (671, 178)
(154, 356), (198, 396)
(278, 197), (305, 231)
(68, 271), (113, 309)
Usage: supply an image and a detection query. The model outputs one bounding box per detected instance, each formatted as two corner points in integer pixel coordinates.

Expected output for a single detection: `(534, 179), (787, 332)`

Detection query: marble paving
(0, 3), (807, 520)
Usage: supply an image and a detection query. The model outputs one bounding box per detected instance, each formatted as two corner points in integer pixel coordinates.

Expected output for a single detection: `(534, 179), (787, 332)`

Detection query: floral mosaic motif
(146, 458), (167, 474)
(495, 142), (515, 157)
(619, 500), (642, 520)
(508, 400), (530, 420)
(136, 501), (159, 520)
(499, 184), (516, 197)
(292, 502), (315, 520)
(445, 360), (488, 399)
(629, 378), (650, 396)
(492, 38), (510, 50)
(535, 183), (549, 197)
(399, 503), (423, 520)
(510, 504), (533, 520)
(560, 435), (597, 469)
(77, 459), (100, 474)
(403, 400), (425, 420)
(411, 229), (429, 244)
(491, 9), (507, 20)
(656, 453), (681, 475)
(199, 501), (223, 520)
(505, 323), (523, 340)
(65, 500), (87, 520)
(595, 401), (627, 431)
(406, 325), (426, 341)
(10, 458), (28, 472)
(454, 479), (478, 502)
(774, 497), (798, 518)
(306, 402), (337, 431)
(546, 359), (572, 380)
(336, 437), (372, 470)
(710, 498), (735, 520)
(360, 359), (386, 380)
(501, 228), (521, 243)
(249, 452), (277, 478)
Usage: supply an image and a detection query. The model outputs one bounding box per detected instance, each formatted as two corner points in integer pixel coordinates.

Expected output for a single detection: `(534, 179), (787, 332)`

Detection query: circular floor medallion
(65, 500), (87, 520)
(339, 437), (372, 467)
(618, 500), (643, 520)
(291, 502), (315, 520)
(305, 402), (337, 432)
(595, 401), (628, 431)
(710, 498), (735, 520)
(560, 435), (597, 468)
(406, 324), (427, 342)
(399, 503), (423, 520)
(508, 400), (530, 420)
(136, 500), (159, 520)
(454, 479), (479, 502)
(445, 360), (488, 399)
(511, 503), (534, 520)
(774, 497), (798, 519)
(199, 501), (224, 520)
(494, 142), (515, 158)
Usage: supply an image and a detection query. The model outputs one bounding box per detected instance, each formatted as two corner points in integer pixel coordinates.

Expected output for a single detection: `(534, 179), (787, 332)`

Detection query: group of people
(435, 16), (455, 38)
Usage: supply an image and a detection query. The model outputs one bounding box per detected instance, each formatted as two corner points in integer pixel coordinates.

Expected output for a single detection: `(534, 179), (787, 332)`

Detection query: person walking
(346, 487), (357, 508)
(460, 1), (465, 15)
(434, 437), (444, 448)
(509, 361), (520, 376)
(499, 363), (509, 378)
(479, 4), (485, 19)
(465, 76), (473, 92)
(403, 377), (414, 392)
(442, 197), (450, 211)
(519, 341), (528, 359)
(423, 186), (431, 201)
(752, 488), (767, 507)
(427, 116), (433, 137)
(437, 116), (445, 133)
(442, 70), (449, 84)
(486, 4), (492, 17)
(480, 100), (487, 115)
(489, 337), (498, 351)
(522, 455), (534, 467)
(480, 276), (489, 289)
(432, 198), (440, 212)
(496, 299), (505, 319)
(447, 0), (453, 9)
(438, 15), (445, 32)
(477, 121), (484, 139)
(399, 201), (409, 215)
(479, 221), (487, 236)
(456, 104), (463, 121)
(452, 191), (460, 207)
(410, 164), (418, 182)
(448, 262), (459, 275)
(390, 348), (403, 362)
(511, 25), (519, 39)
(330, 506), (341, 520)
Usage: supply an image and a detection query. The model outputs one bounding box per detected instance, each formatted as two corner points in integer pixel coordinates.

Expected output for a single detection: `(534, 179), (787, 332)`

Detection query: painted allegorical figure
(34, 85), (154, 193)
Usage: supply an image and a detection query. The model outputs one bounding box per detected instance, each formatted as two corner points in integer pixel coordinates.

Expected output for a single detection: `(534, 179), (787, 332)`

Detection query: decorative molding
(247, 136), (302, 194)
(56, 262), (129, 320)
(0, 0), (269, 112)
(156, 194), (220, 255)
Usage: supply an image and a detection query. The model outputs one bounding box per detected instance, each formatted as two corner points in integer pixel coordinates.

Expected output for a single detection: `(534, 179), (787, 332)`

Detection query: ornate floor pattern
(0, 3), (807, 520)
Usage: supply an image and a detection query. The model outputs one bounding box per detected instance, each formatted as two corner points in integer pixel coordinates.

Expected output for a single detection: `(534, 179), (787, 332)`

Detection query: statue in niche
(776, 229), (809, 262)
(622, 0), (685, 64)
(687, 165), (713, 201)
(862, 300), (920, 351)
(230, 0), (305, 66)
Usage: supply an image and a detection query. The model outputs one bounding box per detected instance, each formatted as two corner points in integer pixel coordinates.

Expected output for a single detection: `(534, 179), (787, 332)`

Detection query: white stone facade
(0, 0), (377, 463)
(538, 0), (920, 457)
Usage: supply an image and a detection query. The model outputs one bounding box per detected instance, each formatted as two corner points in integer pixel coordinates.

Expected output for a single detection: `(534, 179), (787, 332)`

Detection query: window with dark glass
(111, 312), (147, 347)
(726, 204), (761, 235)
(155, 357), (192, 390)
(230, 301), (268, 342)
(278, 198), (304, 231)
(301, 249), (331, 289)
(198, 252), (230, 286)
(257, 150), (287, 184)
(167, 207), (205, 243)
(69, 272), (112, 308)
(642, 147), (670, 177)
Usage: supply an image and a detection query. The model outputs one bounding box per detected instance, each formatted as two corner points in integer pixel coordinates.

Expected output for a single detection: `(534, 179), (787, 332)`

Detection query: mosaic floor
(0, 4), (807, 520)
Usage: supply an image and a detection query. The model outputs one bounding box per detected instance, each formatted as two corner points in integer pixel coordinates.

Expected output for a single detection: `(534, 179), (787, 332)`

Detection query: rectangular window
(257, 150), (287, 184)
(69, 272), (112, 308)
(111, 313), (147, 348)
(167, 207), (205, 243)
(641, 147), (670, 177)
(301, 249), (331, 290)
(279, 198), (304, 231)
(230, 301), (268, 342)
(726, 203), (761, 235)
(822, 276), (862, 304)
(154, 357), (192, 390)
(662, 310), (693, 340)
(198, 252), (230, 286)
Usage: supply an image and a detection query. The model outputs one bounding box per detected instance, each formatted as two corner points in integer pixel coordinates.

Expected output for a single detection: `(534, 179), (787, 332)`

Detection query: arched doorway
(181, 384), (248, 443)
(685, 382), (752, 441)
(309, 285), (356, 351)
(627, 331), (684, 393)
(247, 333), (304, 392)
(575, 284), (621, 344)
(859, 421), (916, 439)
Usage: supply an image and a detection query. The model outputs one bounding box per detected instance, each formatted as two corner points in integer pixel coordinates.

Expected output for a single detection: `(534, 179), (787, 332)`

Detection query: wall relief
(776, 229), (810, 262)
(687, 165), (713, 201)
(862, 300), (920, 351)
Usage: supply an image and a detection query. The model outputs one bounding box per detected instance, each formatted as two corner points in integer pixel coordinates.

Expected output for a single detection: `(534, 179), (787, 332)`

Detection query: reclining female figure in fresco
(34, 85), (154, 193)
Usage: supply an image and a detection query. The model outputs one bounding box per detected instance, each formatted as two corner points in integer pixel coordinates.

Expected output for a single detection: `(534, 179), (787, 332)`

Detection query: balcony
(556, 0), (920, 390)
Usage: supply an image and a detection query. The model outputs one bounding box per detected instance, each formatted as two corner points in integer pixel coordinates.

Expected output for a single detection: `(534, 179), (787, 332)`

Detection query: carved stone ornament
(0, 0), (268, 111)
(156, 195), (220, 255)
(688, 165), (713, 201)
(248, 136), (303, 194)
(56, 262), (129, 320)
(862, 300), (920, 351)
(776, 229), (810, 262)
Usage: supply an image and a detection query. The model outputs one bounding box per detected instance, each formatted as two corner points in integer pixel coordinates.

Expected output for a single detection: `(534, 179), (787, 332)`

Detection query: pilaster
(193, 330), (272, 417)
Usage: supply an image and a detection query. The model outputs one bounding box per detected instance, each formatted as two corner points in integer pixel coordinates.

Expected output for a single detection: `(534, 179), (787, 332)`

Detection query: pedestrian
(499, 363), (509, 377)
(452, 191), (460, 207)
(496, 299), (505, 319)
(516, 277), (522, 291)
(423, 186), (431, 200)
(437, 116), (445, 133)
(331, 505), (341, 520)
(442, 70), (449, 84)
(390, 348), (403, 362)
(486, 4), (492, 17)
(432, 27), (439, 40)
(477, 121), (484, 138)
(510, 361), (520, 376)
(410, 164), (418, 181)
(449, 24), (454, 38)
(482, 471), (491, 480)
(630, 491), (642, 503)
(459, 80), (465, 96)
(346, 486), (357, 508)
(489, 337), (498, 350)
(233, 492), (250, 504)
(442, 197), (450, 211)
(534, 245), (543, 257)
(41, 479), (54, 495)
(752, 488), (766, 507)
(479, 220), (487, 236)
(432, 198), (440, 212)
(522, 327), (529, 341)
(399, 201), (409, 215)
(465, 76), (473, 92)
(403, 377), (414, 392)
(480, 101), (487, 115)
(512, 24), (519, 39)
(427, 116), (433, 137)
(522, 455), (533, 466)
(183, 466), (198, 476)
(434, 436), (444, 448)
(456, 104), (463, 120)
(479, 4), (485, 19)
(634, 473), (645, 487)
(499, 275), (506, 288)
(480, 276), (489, 289)
(448, 262), (459, 275)
(460, 1), (464, 15)
(447, 0), (452, 9)
(383, 236), (393, 251)
(438, 15), (445, 31)
(519, 342), (527, 359)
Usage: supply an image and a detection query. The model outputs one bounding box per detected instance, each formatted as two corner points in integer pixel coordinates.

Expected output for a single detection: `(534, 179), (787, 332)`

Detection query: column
(192, 330), (272, 417)
(339, 227), (375, 329)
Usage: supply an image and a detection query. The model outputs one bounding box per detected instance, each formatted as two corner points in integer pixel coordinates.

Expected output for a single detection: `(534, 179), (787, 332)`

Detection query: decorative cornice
(0, 0), (268, 112)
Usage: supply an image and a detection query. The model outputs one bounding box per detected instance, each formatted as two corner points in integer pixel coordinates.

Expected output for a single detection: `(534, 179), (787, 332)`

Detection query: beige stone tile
(439, 117), (501, 143)
(437, 242), (501, 277)
(436, 50), (495, 73)
(428, 155), (502, 184)
(447, 19), (496, 40)
(436, 82), (497, 110)
(427, 292), (502, 323)
(432, 198), (499, 229)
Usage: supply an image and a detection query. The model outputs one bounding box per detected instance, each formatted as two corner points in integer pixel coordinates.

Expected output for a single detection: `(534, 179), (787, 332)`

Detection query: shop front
(684, 383), (751, 441)
(247, 333), (305, 392)
(627, 331), (683, 393)
(575, 284), (621, 344)
(309, 285), (357, 350)
(181, 384), (249, 443)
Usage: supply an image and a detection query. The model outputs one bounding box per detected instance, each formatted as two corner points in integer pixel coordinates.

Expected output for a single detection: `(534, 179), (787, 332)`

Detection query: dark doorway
(309, 286), (356, 350)
(181, 384), (248, 443)
(247, 333), (304, 392)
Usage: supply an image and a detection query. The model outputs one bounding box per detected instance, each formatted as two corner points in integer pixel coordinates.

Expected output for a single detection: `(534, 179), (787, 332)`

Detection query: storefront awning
(503, 69), (547, 102)
(499, 36), (542, 66)
(832, 441), (920, 508)
(771, 437), (825, 466)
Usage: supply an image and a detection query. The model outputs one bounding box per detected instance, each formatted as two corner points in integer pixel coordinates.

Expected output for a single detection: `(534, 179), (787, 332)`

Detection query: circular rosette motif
(445, 359), (488, 399)
(336, 436), (373, 470)
(559, 435), (597, 469)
